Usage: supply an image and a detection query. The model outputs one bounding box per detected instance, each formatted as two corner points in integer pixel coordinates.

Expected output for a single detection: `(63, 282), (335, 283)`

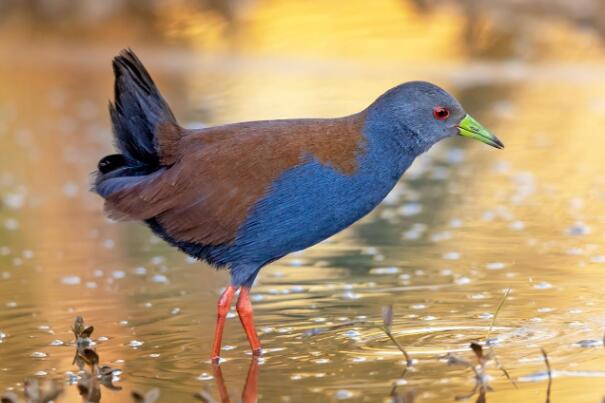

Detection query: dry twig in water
(541, 348), (552, 403)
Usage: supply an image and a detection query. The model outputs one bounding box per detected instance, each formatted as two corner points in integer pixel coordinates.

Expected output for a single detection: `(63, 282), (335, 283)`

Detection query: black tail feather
(109, 48), (177, 167)
(94, 49), (179, 198)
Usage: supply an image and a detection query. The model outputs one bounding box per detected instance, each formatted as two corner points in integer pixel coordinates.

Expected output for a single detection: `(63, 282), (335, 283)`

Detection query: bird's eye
(433, 106), (449, 120)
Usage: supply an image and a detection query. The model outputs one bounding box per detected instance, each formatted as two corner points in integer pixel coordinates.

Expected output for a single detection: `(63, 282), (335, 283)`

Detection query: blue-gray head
(367, 81), (503, 154)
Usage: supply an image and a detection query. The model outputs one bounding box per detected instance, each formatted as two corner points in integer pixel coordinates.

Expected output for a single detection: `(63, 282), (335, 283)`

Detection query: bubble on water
(446, 148), (465, 164)
(3, 192), (26, 209)
(31, 352), (48, 358)
(85, 282), (97, 289)
(133, 266), (147, 275)
(97, 336), (108, 342)
(226, 312), (237, 319)
(103, 239), (115, 249)
(49, 339), (64, 346)
(150, 256), (165, 265)
(289, 259), (306, 267)
(151, 274), (169, 284)
(449, 218), (463, 228)
(421, 315), (437, 321)
(477, 313), (494, 320)
(6, 301), (17, 308)
(197, 373), (214, 381)
(566, 247), (584, 256)
(119, 320), (129, 326)
(590, 255), (605, 263)
(170, 307), (181, 315)
(149, 353), (160, 358)
(61, 275), (81, 285)
(399, 203), (423, 217)
(34, 371), (47, 377)
(352, 357), (366, 363)
(509, 221), (525, 231)
(566, 222), (591, 236)
(112, 270), (125, 279)
(0, 331), (6, 342)
(537, 307), (554, 313)
(482, 210), (496, 221)
(455, 277), (471, 285)
(486, 262), (506, 270)
(335, 390), (354, 400)
(574, 339), (603, 348)
(222, 345), (236, 351)
(251, 294), (264, 302)
(314, 358), (331, 364)
(4, 218), (19, 231)
(128, 340), (144, 348)
(342, 291), (361, 300)
(443, 252), (461, 260)
(63, 182), (79, 198)
(430, 231), (452, 242)
(533, 282), (552, 289)
(369, 266), (399, 275)
(342, 330), (361, 339)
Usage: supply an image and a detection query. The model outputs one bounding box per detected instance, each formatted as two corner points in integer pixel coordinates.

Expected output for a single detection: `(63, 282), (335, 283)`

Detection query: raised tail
(94, 49), (183, 199)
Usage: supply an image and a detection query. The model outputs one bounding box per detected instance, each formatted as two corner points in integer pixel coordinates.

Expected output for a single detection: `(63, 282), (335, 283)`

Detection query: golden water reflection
(1, 1), (605, 402)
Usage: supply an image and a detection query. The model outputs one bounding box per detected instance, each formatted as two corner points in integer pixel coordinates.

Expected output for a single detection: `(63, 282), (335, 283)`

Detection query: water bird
(93, 49), (503, 361)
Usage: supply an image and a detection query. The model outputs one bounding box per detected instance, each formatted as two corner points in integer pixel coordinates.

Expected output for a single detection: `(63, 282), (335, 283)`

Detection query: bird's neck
(363, 102), (436, 157)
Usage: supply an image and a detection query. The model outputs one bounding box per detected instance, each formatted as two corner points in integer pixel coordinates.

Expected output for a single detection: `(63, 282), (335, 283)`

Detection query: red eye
(433, 106), (449, 120)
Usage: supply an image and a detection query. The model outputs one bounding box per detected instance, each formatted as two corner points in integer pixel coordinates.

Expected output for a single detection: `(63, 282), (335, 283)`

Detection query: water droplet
(486, 262), (506, 270)
(197, 373), (214, 381)
(369, 267), (399, 275)
(574, 339), (603, 348)
(335, 390), (354, 400)
(399, 203), (423, 217)
(342, 291), (361, 300)
(151, 274), (169, 284)
(455, 277), (471, 285)
(61, 275), (80, 285)
(128, 340), (144, 348)
(443, 252), (461, 260)
(533, 282), (552, 290)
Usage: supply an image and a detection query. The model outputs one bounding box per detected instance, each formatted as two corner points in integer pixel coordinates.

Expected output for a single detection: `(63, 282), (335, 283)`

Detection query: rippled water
(2, 1), (605, 402)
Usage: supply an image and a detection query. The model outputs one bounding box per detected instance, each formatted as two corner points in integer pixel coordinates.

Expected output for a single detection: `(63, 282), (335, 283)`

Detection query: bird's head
(367, 81), (503, 153)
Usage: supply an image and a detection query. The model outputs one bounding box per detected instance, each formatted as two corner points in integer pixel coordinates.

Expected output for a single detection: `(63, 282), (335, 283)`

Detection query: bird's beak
(457, 114), (504, 149)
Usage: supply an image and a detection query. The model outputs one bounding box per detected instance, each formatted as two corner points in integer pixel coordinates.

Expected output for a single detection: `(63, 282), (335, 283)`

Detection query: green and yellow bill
(457, 114), (504, 149)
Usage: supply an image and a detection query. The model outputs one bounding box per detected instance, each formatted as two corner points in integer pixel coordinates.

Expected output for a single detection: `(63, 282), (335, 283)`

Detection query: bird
(93, 49), (503, 362)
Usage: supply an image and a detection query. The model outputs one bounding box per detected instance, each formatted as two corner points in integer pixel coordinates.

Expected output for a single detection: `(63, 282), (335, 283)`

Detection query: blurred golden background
(2, 1), (605, 402)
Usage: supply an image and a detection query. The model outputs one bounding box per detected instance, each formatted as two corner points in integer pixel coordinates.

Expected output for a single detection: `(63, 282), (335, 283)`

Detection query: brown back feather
(105, 112), (367, 245)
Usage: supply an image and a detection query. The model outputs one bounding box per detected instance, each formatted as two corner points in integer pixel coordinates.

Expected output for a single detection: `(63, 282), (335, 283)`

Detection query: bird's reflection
(211, 358), (260, 403)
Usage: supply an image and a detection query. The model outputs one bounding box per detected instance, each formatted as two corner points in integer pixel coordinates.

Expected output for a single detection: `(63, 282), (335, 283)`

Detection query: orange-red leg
(236, 287), (262, 356)
(211, 285), (237, 362)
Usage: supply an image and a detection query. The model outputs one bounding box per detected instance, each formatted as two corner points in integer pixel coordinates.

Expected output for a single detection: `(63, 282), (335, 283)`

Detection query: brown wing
(105, 113), (366, 245)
